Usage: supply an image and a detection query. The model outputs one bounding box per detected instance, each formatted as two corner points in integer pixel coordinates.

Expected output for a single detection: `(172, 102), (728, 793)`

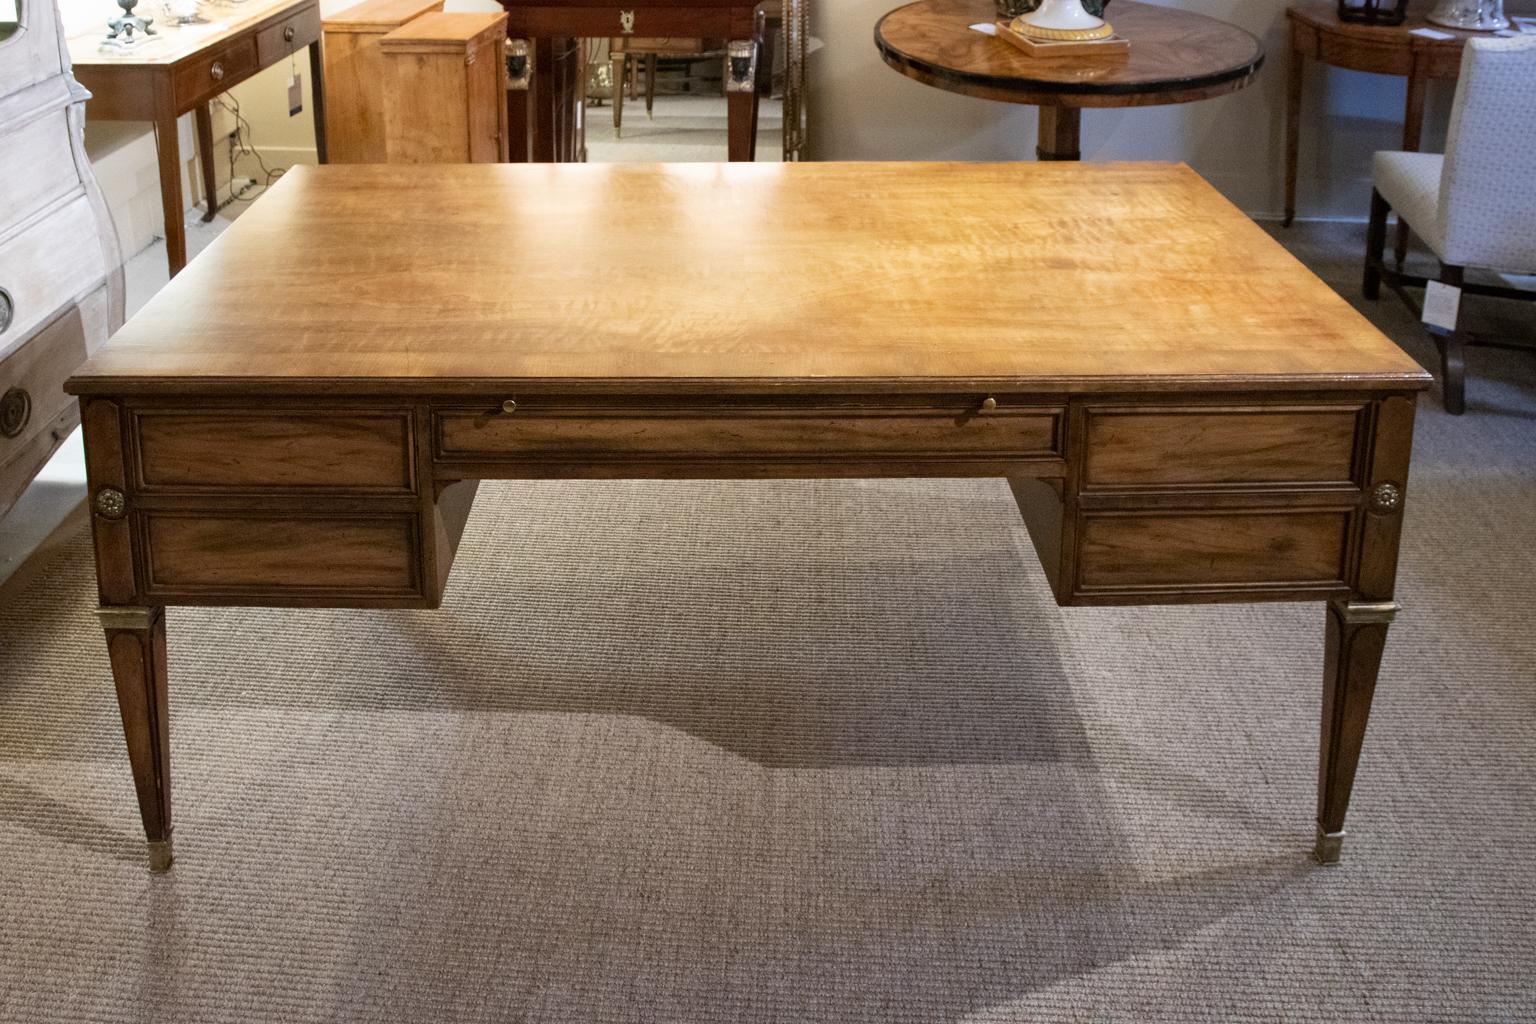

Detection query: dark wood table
(1284, 1), (1474, 237)
(498, 0), (763, 161)
(875, 0), (1264, 160)
(67, 162), (1427, 874)
(68, 0), (329, 276)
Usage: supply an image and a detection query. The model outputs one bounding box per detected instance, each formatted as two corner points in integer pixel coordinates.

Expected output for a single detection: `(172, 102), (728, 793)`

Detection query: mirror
(0, 0), (18, 43)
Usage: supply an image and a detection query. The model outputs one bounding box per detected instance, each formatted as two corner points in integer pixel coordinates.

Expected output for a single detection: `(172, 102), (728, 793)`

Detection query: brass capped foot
(1314, 826), (1344, 865)
(147, 836), (174, 873)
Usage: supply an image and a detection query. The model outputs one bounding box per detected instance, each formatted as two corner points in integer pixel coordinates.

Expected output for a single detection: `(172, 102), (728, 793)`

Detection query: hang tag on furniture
(288, 73), (303, 116)
(1423, 281), (1462, 331)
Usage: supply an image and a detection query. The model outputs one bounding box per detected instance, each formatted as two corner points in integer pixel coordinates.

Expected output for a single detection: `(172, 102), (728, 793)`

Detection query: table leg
(612, 51), (625, 136)
(100, 606), (174, 873)
(194, 103), (219, 224)
(645, 53), (656, 117)
(1395, 57), (1430, 268)
(152, 108), (188, 277)
(309, 39), (329, 164)
(725, 37), (760, 162)
(533, 38), (556, 162)
(1036, 106), (1081, 161)
(1315, 597), (1396, 864)
(1284, 45), (1304, 227)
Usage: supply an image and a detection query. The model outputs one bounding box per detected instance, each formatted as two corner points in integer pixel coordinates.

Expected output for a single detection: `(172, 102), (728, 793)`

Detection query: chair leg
(1436, 264), (1468, 416)
(1394, 220), (1410, 270)
(645, 54), (656, 117)
(1364, 189), (1389, 300)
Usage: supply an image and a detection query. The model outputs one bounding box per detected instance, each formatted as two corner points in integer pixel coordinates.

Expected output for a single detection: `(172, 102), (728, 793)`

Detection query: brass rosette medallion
(94, 487), (127, 520)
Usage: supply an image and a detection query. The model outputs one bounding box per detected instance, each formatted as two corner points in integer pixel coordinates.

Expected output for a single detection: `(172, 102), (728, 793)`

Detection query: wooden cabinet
(321, 0), (444, 163)
(0, 0), (123, 519)
(381, 12), (509, 164)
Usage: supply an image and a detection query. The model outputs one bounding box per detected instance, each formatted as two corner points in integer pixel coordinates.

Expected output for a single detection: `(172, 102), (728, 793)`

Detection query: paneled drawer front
(141, 513), (421, 597)
(132, 410), (414, 493)
(0, 194), (108, 351)
(1, 306), (87, 513)
(435, 397), (1064, 463)
(1084, 406), (1362, 489)
(1076, 510), (1352, 592)
(174, 37), (260, 108)
(0, 108), (79, 239)
(257, 4), (322, 65)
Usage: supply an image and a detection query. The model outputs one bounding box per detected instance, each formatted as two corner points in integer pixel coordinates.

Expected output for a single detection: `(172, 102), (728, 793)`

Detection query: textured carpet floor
(1, 223), (1533, 1023)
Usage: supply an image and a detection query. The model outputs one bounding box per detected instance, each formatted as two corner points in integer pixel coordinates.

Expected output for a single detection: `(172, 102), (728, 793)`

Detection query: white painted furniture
(0, 0), (123, 519)
(1365, 35), (1536, 414)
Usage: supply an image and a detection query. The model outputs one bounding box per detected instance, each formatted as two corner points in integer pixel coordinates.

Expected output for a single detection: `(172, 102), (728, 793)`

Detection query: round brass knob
(501, 399), (518, 414)
(0, 287), (13, 335)
(980, 396), (998, 412)
(210, 61), (225, 81)
(283, 25), (296, 41)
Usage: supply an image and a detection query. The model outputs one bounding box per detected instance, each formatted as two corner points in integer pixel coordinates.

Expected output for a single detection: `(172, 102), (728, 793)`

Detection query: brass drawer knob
(0, 287), (12, 335)
(980, 396), (998, 412)
(501, 399), (517, 413)
(211, 61), (225, 81)
(283, 25), (296, 41)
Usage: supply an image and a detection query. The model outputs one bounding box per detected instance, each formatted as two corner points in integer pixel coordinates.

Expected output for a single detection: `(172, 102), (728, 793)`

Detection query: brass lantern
(1337, 0), (1410, 25)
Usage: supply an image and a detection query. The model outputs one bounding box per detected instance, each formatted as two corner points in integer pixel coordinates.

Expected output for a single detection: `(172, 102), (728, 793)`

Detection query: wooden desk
(67, 162), (1428, 873)
(498, 0), (762, 161)
(68, 0), (329, 276)
(875, 0), (1263, 160)
(1284, 1), (1474, 227)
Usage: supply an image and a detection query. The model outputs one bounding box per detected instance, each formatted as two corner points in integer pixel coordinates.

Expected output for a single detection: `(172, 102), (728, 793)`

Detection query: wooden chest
(321, 0), (445, 164)
(380, 12), (510, 164)
(0, 0), (123, 519)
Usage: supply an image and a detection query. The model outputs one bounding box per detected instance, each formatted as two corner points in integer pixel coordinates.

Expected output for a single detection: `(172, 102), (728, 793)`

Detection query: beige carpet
(1, 223), (1533, 1023)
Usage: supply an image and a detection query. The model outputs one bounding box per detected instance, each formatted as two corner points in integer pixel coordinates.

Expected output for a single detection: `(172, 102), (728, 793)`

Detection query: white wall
(811, 0), (1534, 220)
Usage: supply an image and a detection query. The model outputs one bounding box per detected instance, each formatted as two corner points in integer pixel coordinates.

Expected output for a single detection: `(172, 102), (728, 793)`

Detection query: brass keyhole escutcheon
(619, 9), (635, 33)
(0, 387), (30, 438)
(501, 399), (518, 414)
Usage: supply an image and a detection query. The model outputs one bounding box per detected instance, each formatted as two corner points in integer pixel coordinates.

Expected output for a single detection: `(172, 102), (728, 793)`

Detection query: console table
(875, 0), (1263, 160)
(497, 0), (762, 161)
(67, 0), (328, 276)
(66, 162), (1428, 873)
(1284, 0), (1475, 227)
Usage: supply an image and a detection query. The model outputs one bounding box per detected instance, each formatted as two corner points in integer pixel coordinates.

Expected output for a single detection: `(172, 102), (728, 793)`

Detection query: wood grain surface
(68, 162), (1426, 395)
(874, 0), (1263, 107)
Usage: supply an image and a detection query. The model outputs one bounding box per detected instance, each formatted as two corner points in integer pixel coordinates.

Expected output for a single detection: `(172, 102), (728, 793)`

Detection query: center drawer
(432, 395), (1065, 468)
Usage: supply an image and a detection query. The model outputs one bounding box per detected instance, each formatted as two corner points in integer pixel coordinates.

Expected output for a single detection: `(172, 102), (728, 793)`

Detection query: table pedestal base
(1037, 106), (1082, 160)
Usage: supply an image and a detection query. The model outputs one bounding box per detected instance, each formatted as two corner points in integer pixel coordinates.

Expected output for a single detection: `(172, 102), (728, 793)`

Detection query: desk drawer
(140, 511), (422, 600)
(257, 3), (321, 65)
(1075, 509), (1353, 594)
(174, 37), (260, 107)
(433, 396), (1064, 468)
(130, 409), (415, 494)
(1083, 405), (1363, 490)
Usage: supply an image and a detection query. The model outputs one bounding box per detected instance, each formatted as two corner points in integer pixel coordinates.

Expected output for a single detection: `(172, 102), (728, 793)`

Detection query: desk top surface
(875, 0), (1264, 104)
(70, 161), (1429, 396)
(68, 0), (308, 66)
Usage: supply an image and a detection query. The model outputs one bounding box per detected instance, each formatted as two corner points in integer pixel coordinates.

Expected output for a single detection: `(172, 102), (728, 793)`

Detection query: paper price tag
(288, 73), (303, 116)
(1423, 280), (1462, 331)
(1410, 27), (1455, 39)
(969, 21), (998, 35)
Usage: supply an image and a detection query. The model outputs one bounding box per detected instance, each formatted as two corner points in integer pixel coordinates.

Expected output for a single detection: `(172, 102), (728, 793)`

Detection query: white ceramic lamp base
(1012, 0), (1113, 41)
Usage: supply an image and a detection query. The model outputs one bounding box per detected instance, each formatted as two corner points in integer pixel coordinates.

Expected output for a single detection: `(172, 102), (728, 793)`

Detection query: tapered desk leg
(1037, 106), (1081, 161)
(725, 37), (759, 162)
(1316, 598), (1397, 864)
(194, 104), (218, 224)
(611, 51), (625, 137)
(100, 606), (174, 873)
(153, 107), (188, 276)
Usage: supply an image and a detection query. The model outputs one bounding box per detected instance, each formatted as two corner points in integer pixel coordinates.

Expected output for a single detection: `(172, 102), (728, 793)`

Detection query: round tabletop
(875, 0), (1265, 109)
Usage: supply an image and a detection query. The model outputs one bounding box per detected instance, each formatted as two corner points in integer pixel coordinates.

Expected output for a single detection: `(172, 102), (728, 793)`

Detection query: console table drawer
(1084, 406), (1362, 489)
(140, 512), (422, 599)
(434, 397), (1064, 465)
(174, 37), (260, 107)
(1075, 509), (1352, 593)
(131, 410), (415, 494)
(257, 3), (321, 65)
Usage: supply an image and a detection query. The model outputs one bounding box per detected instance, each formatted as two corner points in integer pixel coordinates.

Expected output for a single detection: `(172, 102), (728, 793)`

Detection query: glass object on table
(1429, 0), (1510, 30)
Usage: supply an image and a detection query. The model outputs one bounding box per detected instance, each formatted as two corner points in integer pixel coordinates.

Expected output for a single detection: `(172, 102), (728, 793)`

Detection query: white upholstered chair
(1364, 34), (1536, 414)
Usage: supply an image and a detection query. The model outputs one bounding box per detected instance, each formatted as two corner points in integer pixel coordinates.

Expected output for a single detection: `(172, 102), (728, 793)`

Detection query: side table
(1284, 0), (1473, 227)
